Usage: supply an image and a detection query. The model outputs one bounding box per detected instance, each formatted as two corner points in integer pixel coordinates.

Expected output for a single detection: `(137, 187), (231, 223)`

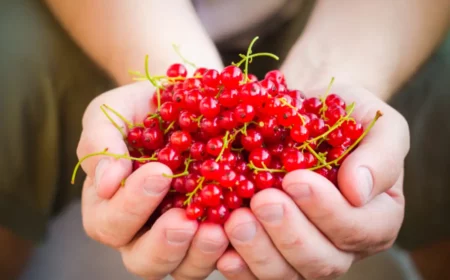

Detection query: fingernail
(165, 229), (195, 245)
(95, 158), (110, 188)
(230, 222), (256, 242)
(358, 167), (373, 204)
(143, 174), (170, 196)
(254, 204), (284, 224)
(197, 239), (224, 253)
(285, 183), (311, 200)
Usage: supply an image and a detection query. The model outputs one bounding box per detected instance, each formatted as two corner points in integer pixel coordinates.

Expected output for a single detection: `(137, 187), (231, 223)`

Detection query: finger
(76, 81), (156, 198)
(217, 250), (258, 280)
(224, 208), (298, 280)
(82, 162), (172, 248)
(283, 169), (404, 253)
(337, 90), (410, 206)
(251, 188), (353, 279)
(120, 208), (198, 279)
(171, 223), (229, 280)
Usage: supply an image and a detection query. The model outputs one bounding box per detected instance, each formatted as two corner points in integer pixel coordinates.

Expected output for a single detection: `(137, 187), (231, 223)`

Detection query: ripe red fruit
(220, 66), (243, 89)
(77, 47), (381, 226)
(170, 130), (192, 152)
(167, 63), (187, 78)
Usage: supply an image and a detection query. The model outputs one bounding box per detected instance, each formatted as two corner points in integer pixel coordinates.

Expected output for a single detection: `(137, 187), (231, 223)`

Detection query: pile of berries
(73, 38), (381, 225)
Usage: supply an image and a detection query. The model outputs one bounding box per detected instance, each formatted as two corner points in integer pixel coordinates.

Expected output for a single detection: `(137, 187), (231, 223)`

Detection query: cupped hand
(217, 85), (410, 279)
(77, 82), (229, 279)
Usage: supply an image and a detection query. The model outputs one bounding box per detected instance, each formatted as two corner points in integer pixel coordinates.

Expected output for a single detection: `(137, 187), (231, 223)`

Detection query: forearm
(281, 0), (450, 101)
(44, 0), (223, 85)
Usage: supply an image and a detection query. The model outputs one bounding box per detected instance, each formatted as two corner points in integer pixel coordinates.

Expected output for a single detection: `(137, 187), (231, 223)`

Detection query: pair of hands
(77, 81), (409, 280)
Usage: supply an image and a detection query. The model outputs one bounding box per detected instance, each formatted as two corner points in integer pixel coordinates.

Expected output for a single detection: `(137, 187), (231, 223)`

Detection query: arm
(44, 0), (224, 85)
(281, 0), (450, 101)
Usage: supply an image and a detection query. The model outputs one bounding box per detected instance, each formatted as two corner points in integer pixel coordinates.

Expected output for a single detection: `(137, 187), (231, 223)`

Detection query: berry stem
(248, 161), (286, 174)
(319, 77), (335, 115)
(309, 110), (383, 170)
(297, 102), (356, 150)
(102, 104), (134, 129)
(215, 131), (230, 162)
(184, 177), (205, 205)
(172, 43), (197, 69)
(71, 149), (157, 184)
(100, 106), (126, 138)
(278, 97), (305, 124)
(144, 55), (162, 110)
(164, 121), (176, 134)
(243, 36), (259, 82)
(305, 144), (332, 170)
(163, 157), (194, 178)
(234, 53), (280, 68)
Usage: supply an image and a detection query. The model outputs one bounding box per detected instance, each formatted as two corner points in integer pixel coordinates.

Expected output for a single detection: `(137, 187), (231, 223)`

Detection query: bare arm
(44, 0), (224, 85)
(281, 0), (450, 100)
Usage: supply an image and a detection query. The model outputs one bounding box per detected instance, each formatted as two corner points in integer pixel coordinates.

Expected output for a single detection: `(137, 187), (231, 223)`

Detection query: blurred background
(1, 0), (449, 279)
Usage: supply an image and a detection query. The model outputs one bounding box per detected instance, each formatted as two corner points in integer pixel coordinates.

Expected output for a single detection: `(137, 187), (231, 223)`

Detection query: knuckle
(151, 253), (184, 267)
(278, 235), (305, 252)
(251, 254), (272, 267)
(334, 220), (371, 251)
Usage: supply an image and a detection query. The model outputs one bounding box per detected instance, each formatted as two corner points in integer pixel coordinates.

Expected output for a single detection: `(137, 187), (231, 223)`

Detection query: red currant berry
(200, 184), (222, 207)
(193, 67), (208, 77)
(190, 142), (206, 160)
(234, 103), (256, 123)
(206, 137), (224, 157)
(220, 170), (238, 188)
(169, 130), (192, 152)
(290, 125), (309, 143)
(143, 116), (160, 129)
(157, 146), (183, 171)
(265, 70), (285, 84)
(200, 117), (222, 136)
(249, 148), (271, 168)
(241, 130), (263, 151)
(178, 111), (199, 132)
(304, 97), (322, 115)
(325, 93), (346, 108)
(282, 150), (306, 171)
(199, 96), (220, 118)
(223, 191), (242, 209)
(142, 128), (164, 150)
(327, 128), (346, 147)
(159, 102), (178, 122)
(218, 88), (239, 108)
(127, 127), (144, 148)
(201, 159), (223, 180)
(236, 179), (255, 198)
(206, 204), (230, 224)
(202, 69), (221, 88)
(342, 120), (364, 140)
(184, 173), (201, 193)
(186, 202), (204, 220)
(254, 171), (275, 190)
(166, 63), (187, 78)
(220, 65), (243, 89)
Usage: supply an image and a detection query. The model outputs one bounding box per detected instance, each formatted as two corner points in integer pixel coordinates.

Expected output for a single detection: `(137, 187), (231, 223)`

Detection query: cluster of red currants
(72, 38), (381, 225)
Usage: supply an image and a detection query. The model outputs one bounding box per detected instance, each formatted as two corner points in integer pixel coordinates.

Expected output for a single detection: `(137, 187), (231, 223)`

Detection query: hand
(77, 82), (229, 279)
(216, 85), (410, 279)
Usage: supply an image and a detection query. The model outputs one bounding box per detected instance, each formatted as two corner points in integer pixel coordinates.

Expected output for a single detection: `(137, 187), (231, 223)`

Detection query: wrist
(280, 40), (397, 102)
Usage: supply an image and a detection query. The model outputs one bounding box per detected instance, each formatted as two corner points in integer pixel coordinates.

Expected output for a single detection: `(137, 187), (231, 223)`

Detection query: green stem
(297, 103), (356, 150)
(172, 44), (197, 69)
(102, 104), (134, 129)
(243, 36), (259, 82)
(248, 161), (286, 174)
(305, 144), (331, 170)
(309, 110), (383, 171)
(163, 157), (194, 178)
(71, 150), (157, 184)
(100, 106), (126, 138)
(278, 97), (305, 125)
(184, 177), (205, 206)
(215, 131), (230, 162)
(164, 121), (176, 134)
(234, 52), (280, 68)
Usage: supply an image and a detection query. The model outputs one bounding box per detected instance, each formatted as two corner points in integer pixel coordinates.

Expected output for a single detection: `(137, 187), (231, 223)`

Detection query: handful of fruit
(72, 37), (381, 225)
